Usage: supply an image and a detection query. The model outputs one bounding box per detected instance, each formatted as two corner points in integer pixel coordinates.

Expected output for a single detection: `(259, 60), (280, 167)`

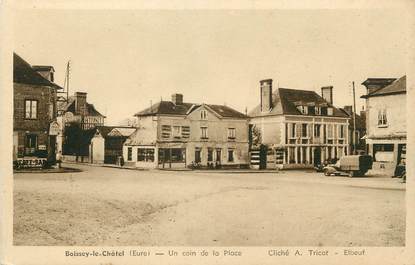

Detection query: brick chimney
(75, 92), (87, 115)
(260, 79), (273, 112)
(171, 93), (183, 105)
(343, 105), (353, 116)
(321, 86), (333, 105)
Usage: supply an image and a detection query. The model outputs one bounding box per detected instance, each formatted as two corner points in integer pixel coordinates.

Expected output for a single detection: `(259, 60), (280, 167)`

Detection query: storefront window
(137, 148), (155, 162)
(228, 149), (234, 162)
(127, 147), (132, 161)
(195, 149), (201, 163)
(208, 148), (213, 162)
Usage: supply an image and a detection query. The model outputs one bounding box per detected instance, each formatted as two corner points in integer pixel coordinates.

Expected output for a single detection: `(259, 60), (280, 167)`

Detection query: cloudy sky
(14, 8), (408, 124)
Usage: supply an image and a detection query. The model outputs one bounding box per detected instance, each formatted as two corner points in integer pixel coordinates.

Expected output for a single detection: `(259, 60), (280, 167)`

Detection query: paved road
(14, 164), (405, 246)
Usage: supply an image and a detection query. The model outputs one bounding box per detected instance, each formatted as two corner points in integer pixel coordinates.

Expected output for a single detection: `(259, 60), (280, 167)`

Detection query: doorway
(313, 147), (321, 166)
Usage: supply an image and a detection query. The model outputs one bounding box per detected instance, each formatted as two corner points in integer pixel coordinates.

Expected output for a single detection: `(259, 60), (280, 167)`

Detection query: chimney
(75, 92), (87, 115)
(260, 79), (273, 112)
(171, 93), (183, 105)
(321, 86), (333, 105)
(343, 105), (353, 116)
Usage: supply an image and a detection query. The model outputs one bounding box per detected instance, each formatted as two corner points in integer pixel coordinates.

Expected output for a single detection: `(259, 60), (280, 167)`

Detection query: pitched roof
(58, 96), (105, 117)
(134, 100), (247, 119)
(13, 53), (62, 89)
(96, 126), (136, 138)
(361, 75), (406, 98)
(249, 87), (348, 118)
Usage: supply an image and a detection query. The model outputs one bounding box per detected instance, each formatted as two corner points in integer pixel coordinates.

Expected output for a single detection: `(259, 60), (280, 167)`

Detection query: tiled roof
(13, 53), (62, 89)
(361, 75), (406, 98)
(134, 100), (247, 119)
(96, 126), (136, 138)
(59, 97), (105, 117)
(249, 87), (348, 118)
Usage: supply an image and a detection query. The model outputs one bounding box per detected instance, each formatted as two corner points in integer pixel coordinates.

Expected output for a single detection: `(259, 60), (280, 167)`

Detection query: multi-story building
(123, 93), (249, 169)
(361, 75), (406, 175)
(57, 91), (105, 158)
(249, 79), (349, 169)
(13, 53), (63, 165)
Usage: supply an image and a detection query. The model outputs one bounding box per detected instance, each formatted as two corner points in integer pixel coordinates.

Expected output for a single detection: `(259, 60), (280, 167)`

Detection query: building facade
(361, 76), (406, 175)
(249, 79), (349, 169)
(57, 91), (106, 158)
(13, 53), (63, 165)
(123, 94), (250, 169)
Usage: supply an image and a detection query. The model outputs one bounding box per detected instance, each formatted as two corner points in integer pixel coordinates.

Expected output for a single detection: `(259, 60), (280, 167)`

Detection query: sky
(13, 8), (408, 125)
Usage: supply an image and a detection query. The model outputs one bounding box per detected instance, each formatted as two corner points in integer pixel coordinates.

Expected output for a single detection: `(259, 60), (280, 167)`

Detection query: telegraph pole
(352, 81), (357, 154)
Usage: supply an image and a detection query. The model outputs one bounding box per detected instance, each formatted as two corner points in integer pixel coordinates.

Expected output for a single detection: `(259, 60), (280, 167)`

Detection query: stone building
(249, 79), (349, 169)
(13, 53), (63, 165)
(123, 93), (249, 169)
(361, 76), (406, 175)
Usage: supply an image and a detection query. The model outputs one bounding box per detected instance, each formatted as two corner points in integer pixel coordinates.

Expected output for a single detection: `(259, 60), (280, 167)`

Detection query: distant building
(339, 105), (366, 154)
(249, 79), (349, 169)
(361, 76), (406, 175)
(13, 53), (63, 165)
(57, 92), (106, 158)
(90, 126), (136, 164)
(123, 93), (249, 169)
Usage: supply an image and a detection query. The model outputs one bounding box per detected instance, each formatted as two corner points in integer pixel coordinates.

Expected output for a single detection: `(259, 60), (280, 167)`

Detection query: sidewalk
(14, 166), (82, 174)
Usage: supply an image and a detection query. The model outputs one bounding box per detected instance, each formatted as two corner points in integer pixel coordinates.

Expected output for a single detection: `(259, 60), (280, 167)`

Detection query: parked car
(323, 155), (373, 177)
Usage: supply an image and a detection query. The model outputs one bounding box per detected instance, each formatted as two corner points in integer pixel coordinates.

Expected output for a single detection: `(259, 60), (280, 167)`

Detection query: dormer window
(315, 107), (321, 115)
(327, 107), (333, 116)
(200, 110), (208, 120)
(297, 105), (308, 115)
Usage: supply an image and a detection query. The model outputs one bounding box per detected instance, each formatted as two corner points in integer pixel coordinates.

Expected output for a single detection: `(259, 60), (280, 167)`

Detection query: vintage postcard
(0, 0), (414, 264)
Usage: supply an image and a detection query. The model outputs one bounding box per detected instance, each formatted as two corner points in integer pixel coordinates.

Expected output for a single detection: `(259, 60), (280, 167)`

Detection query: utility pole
(66, 61), (71, 101)
(352, 81), (357, 154)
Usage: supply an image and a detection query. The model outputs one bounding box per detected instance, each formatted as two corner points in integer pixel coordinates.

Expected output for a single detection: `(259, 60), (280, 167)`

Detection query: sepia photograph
(1, 1), (414, 264)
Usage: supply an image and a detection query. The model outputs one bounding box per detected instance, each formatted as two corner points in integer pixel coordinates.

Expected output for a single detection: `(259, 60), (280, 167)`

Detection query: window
(171, 148), (185, 162)
(195, 148), (201, 163)
(314, 124), (321, 137)
(200, 110), (208, 120)
(339, 125), (345, 139)
(297, 105), (308, 114)
(216, 149), (222, 162)
(201, 127), (208, 139)
(181, 126), (190, 138)
(308, 106), (315, 115)
(327, 124), (334, 138)
(228, 149), (234, 162)
(137, 148), (155, 162)
(301, 124), (308, 137)
(321, 107), (328, 115)
(172, 126), (181, 138)
(228, 128), (236, 139)
(291, 123), (296, 138)
(25, 100), (38, 119)
(378, 109), (387, 126)
(207, 148), (213, 162)
(315, 107), (321, 115)
(161, 125), (172, 138)
(127, 147), (132, 161)
(327, 107), (333, 116)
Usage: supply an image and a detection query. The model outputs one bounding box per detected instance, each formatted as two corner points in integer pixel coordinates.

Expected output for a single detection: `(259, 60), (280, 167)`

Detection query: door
(25, 134), (37, 156)
(313, 147), (321, 166)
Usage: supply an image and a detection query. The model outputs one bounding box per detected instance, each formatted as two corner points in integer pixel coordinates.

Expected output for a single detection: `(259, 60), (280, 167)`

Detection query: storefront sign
(15, 158), (47, 168)
(49, 121), (60, 136)
(38, 145), (47, 150)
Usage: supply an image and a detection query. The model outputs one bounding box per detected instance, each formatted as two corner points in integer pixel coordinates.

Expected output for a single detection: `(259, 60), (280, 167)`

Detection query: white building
(361, 76), (406, 175)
